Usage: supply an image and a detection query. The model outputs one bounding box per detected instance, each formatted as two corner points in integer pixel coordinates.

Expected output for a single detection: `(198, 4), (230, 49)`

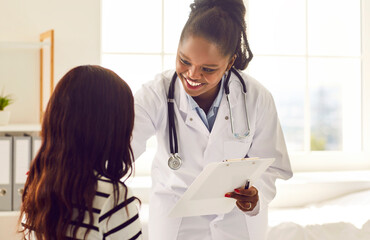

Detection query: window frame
(245, 0), (370, 172)
(295, 0), (370, 171)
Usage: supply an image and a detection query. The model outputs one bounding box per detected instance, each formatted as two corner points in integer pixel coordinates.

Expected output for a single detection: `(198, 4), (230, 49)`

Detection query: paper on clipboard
(169, 157), (275, 218)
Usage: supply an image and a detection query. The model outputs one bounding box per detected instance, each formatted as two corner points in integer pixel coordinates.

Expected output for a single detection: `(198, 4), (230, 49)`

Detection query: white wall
(0, 0), (101, 124)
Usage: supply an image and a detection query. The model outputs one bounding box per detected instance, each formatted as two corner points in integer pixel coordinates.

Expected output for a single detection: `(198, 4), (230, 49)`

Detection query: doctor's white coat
(132, 69), (292, 240)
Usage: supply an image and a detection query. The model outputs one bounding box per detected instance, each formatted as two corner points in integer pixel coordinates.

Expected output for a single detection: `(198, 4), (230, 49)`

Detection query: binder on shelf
(32, 136), (42, 160)
(0, 136), (12, 211)
(12, 135), (32, 211)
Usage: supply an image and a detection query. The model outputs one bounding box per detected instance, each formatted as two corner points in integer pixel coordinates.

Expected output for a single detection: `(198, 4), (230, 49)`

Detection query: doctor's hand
(224, 186), (259, 212)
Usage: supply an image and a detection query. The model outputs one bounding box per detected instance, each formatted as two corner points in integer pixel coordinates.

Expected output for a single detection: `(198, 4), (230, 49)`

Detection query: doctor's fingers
(224, 191), (259, 203)
(225, 192), (259, 212)
(236, 200), (257, 212)
(234, 186), (258, 197)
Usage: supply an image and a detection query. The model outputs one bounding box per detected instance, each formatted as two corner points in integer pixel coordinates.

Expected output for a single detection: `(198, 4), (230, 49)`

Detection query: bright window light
(101, 0), (367, 173)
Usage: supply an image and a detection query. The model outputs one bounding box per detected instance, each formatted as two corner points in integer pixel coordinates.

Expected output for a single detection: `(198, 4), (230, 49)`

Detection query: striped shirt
(25, 176), (142, 240)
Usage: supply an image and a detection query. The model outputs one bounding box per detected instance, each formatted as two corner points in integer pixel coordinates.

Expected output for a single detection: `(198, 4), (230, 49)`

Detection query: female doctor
(132, 0), (292, 239)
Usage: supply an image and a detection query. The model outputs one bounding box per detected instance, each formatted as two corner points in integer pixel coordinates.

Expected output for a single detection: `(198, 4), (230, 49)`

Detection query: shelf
(0, 41), (50, 49)
(0, 211), (19, 216)
(0, 124), (41, 132)
(0, 30), (54, 123)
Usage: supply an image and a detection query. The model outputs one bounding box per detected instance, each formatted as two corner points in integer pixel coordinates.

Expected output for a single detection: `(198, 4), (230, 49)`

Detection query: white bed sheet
(267, 189), (370, 240)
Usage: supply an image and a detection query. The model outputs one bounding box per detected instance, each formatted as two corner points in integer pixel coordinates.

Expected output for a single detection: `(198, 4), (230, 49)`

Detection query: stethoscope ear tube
(168, 73), (182, 170)
(168, 72), (178, 154)
(224, 68), (247, 94)
(223, 67), (250, 139)
(224, 70), (232, 95)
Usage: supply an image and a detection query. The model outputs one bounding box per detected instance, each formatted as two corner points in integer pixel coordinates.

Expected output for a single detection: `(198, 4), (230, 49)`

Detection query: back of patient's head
(21, 65), (135, 240)
(41, 65), (134, 181)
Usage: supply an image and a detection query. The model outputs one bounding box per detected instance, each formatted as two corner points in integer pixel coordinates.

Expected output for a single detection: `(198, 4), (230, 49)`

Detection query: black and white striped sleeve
(98, 186), (142, 240)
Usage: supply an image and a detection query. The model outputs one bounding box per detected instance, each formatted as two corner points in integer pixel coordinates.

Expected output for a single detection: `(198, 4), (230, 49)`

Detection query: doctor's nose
(188, 66), (202, 79)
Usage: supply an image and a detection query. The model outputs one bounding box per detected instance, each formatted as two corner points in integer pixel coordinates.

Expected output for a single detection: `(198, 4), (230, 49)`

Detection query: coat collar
(172, 71), (245, 138)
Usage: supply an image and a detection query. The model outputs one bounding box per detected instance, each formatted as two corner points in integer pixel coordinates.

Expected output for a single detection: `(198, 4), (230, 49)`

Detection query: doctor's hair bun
(181, 0), (253, 70)
(189, 0), (247, 34)
(190, 0), (244, 15)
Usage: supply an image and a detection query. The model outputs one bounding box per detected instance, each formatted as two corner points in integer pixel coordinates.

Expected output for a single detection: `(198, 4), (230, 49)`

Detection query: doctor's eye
(180, 58), (191, 66)
(202, 67), (216, 73)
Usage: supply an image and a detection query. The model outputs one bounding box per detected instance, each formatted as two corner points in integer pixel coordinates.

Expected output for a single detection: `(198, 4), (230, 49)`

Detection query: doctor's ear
(226, 54), (237, 71)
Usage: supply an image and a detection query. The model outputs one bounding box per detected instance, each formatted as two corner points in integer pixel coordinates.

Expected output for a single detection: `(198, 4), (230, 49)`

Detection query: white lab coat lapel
(217, 74), (254, 161)
(176, 77), (211, 137)
(208, 94), (229, 139)
(211, 73), (246, 139)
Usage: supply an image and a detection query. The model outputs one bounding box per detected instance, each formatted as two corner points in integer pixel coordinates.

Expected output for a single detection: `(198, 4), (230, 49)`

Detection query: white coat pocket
(223, 138), (252, 160)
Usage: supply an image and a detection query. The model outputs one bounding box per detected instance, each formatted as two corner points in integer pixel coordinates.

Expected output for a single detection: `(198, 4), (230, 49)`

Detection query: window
(101, 0), (193, 93)
(101, 0), (193, 175)
(101, 0), (370, 173)
(246, 0), (369, 171)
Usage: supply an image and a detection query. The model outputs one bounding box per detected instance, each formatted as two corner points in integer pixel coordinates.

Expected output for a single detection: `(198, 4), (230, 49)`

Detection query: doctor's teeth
(186, 78), (201, 87)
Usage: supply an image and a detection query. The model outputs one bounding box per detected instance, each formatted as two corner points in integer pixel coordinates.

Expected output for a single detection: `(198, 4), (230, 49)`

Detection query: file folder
(0, 137), (12, 211)
(12, 136), (32, 211)
(32, 136), (42, 160)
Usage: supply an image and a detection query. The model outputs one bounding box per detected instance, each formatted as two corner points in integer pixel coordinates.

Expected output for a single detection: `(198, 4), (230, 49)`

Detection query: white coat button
(225, 116), (229, 120)
(190, 118), (193, 121)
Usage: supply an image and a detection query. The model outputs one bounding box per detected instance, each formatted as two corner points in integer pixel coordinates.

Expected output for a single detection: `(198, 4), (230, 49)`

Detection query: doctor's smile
(185, 77), (203, 87)
(176, 35), (235, 100)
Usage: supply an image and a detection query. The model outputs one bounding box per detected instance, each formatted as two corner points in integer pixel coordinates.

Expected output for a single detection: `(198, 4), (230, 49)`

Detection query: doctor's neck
(193, 81), (222, 113)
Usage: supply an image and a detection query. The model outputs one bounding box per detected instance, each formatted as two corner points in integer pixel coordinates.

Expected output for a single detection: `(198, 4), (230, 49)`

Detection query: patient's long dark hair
(19, 65), (135, 239)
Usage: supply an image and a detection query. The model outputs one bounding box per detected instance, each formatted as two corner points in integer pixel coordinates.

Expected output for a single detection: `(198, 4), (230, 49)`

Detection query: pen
(244, 179), (250, 189)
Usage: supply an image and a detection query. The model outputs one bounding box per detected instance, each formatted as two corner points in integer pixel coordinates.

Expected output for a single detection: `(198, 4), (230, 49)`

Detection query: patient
(19, 65), (142, 239)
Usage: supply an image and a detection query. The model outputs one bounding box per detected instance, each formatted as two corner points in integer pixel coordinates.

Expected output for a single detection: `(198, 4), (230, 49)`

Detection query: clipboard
(169, 157), (275, 218)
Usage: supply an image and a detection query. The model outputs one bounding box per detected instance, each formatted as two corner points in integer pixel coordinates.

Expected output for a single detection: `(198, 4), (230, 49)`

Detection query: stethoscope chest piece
(168, 153), (182, 170)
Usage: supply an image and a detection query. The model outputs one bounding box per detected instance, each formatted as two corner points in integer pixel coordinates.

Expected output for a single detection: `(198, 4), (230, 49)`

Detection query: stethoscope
(167, 67), (250, 170)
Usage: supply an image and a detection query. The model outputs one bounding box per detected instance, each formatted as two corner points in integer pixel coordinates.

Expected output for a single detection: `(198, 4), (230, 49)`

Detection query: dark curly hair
(180, 0), (253, 70)
(19, 65), (136, 239)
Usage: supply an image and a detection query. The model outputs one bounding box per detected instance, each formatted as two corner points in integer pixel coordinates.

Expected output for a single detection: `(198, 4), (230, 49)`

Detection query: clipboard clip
(223, 157), (260, 162)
